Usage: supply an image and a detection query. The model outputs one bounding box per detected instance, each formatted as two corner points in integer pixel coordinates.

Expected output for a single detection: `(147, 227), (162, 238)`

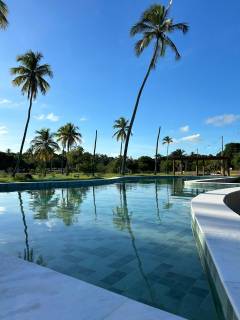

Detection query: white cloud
(34, 112), (59, 122)
(180, 125), (189, 133)
(206, 114), (240, 127)
(181, 133), (200, 142)
(174, 133), (201, 144)
(34, 114), (45, 120)
(46, 113), (59, 122)
(0, 98), (11, 105)
(80, 117), (87, 122)
(0, 98), (24, 108)
(0, 126), (8, 135)
(0, 206), (6, 214)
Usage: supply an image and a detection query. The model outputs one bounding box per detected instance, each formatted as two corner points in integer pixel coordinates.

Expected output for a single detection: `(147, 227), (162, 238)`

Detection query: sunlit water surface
(0, 178), (228, 320)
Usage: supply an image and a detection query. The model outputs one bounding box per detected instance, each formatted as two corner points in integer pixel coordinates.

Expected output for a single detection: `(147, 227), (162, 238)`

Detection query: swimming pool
(0, 178), (223, 320)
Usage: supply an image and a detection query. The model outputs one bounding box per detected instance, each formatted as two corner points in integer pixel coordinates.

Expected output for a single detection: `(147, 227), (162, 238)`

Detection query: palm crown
(130, 4), (189, 67)
(113, 117), (130, 142)
(31, 129), (59, 162)
(11, 51), (53, 99)
(0, 1), (8, 29)
(163, 136), (173, 145)
(56, 123), (82, 152)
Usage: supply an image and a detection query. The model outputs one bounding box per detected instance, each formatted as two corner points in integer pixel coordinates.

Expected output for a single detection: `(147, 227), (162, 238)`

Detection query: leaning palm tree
(11, 51), (53, 176)
(121, 2), (188, 174)
(56, 126), (67, 174)
(0, 1), (8, 29)
(56, 123), (82, 175)
(31, 128), (59, 175)
(113, 117), (130, 159)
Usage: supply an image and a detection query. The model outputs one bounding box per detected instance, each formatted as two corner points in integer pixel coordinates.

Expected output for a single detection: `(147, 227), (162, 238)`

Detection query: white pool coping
(191, 187), (240, 320)
(0, 252), (185, 320)
(185, 176), (240, 187)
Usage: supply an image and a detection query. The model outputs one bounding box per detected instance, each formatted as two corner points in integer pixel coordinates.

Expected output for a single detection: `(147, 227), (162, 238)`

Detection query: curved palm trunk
(154, 127), (161, 175)
(92, 130), (97, 177)
(121, 41), (159, 175)
(12, 92), (33, 177)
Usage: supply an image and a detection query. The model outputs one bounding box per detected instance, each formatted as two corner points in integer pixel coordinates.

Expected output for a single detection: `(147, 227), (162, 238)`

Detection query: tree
(11, 51), (53, 176)
(31, 128), (59, 175)
(92, 130), (97, 176)
(113, 117), (130, 171)
(154, 127), (161, 175)
(163, 136), (173, 159)
(0, 1), (8, 29)
(121, 2), (188, 174)
(56, 123), (82, 175)
(56, 126), (67, 174)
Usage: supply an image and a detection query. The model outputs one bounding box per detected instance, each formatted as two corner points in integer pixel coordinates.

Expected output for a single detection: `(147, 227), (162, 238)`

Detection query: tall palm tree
(162, 136), (173, 159)
(56, 123), (82, 175)
(0, 1), (8, 29)
(31, 128), (59, 175)
(121, 2), (188, 174)
(113, 117), (130, 158)
(56, 126), (67, 174)
(11, 51), (53, 176)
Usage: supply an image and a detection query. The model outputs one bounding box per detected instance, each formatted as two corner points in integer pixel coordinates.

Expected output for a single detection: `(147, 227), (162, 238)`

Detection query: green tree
(31, 128), (59, 175)
(56, 123), (82, 174)
(163, 136), (173, 159)
(0, 1), (8, 29)
(11, 51), (53, 176)
(121, 2), (188, 174)
(113, 117), (130, 158)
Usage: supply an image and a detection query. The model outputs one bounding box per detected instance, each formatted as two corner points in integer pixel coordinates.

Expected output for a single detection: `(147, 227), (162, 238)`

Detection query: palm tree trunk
(121, 40), (159, 175)
(65, 145), (69, 175)
(92, 130), (97, 177)
(119, 141), (123, 174)
(12, 92), (34, 177)
(61, 148), (64, 174)
(166, 144), (169, 174)
(154, 127), (161, 175)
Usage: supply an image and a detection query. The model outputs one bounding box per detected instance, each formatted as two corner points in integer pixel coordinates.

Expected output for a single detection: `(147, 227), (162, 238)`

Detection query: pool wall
(191, 187), (240, 320)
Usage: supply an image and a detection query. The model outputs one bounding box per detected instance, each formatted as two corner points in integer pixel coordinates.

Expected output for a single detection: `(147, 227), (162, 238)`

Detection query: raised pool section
(191, 186), (240, 320)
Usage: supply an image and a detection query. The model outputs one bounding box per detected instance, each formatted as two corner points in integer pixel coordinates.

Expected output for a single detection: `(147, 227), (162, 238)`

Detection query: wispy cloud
(180, 125), (189, 133)
(206, 114), (240, 127)
(34, 112), (59, 122)
(174, 133), (201, 144)
(0, 126), (8, 135)
(80, 117), (87, 122)
(0, 98), (24, 108)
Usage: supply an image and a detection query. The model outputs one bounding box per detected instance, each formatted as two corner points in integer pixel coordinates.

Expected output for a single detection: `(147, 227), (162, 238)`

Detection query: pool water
(0, 178), (222, 320)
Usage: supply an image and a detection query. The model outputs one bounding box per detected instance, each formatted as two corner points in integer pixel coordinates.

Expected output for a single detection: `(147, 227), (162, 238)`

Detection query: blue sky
(0, 0), (240, 157)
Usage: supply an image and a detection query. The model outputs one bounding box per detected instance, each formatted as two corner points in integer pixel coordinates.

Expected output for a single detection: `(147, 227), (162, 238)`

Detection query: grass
(0, 171), (238, 183)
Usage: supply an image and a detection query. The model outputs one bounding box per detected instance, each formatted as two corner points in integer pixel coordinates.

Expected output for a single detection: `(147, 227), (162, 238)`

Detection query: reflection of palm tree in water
(113, 183), (155, 304)
(93, 185), (97, 220)
(163, 183), (173, 210)
(18, 192), (45, 265)
(155, 180), (161, 223)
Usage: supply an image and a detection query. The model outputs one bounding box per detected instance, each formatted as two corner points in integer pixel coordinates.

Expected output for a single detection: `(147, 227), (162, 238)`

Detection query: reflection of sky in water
(0, 178), (230, 320)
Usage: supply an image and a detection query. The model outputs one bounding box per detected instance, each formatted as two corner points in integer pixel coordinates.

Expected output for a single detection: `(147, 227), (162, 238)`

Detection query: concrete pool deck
(191, 186), (240, 320)
(0, 252), (185, 320)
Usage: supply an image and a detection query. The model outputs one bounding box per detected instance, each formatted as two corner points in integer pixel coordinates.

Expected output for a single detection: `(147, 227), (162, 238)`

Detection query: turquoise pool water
(0, 178), (223, 319)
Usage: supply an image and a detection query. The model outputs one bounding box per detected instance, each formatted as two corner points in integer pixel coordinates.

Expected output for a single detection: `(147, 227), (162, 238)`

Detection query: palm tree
(11, 51), (53, 176)
(92, 129), (97, 177)
(113, 117), (130, 158)
(0, 1), (8, 29)
(31, 128), (59, 175)
(163, 136), (173, 159)
(56, 123), (82, 175)
(154, 126), (161, 175)
(121, 2), (188, 174)
(56, 126), (67, 174)
(163, 136), (173, 173)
